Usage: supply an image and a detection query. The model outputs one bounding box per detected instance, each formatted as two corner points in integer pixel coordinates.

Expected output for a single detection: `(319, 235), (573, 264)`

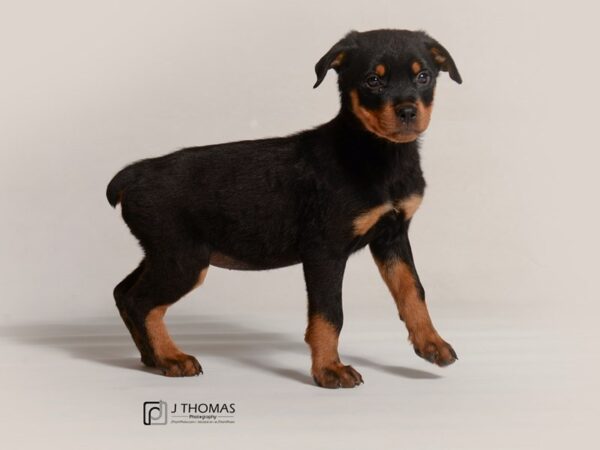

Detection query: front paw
(413, 337), (457, 367)
(157, 353), (203, 377)
(312, 363), (364, 388)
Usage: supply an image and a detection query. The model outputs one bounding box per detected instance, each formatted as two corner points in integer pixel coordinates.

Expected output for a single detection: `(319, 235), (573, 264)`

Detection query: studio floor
(1, 299), (596, 449)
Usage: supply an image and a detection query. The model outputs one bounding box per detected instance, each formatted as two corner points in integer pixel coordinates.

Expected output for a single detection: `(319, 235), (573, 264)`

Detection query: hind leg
(115, 244), (209, 377)
(114, 260), (156, 367)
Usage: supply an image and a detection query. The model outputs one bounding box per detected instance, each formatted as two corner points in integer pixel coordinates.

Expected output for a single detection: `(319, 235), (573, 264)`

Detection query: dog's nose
(396, 105), (417, 124)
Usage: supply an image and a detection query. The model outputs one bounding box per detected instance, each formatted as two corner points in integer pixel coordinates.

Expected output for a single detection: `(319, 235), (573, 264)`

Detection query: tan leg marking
(353, 203), (394, 236)
(395, 194), (423, 221)
(373, 258), (457, 366)
(375, 260), (434, 338)
(305, 315), (340, 369)
(193, 267), (208, 289)
(145, 305), (183, 361)
(118, 308), (154, 366)
(305, 315), (363, 388)
(145, 305), (202, 376)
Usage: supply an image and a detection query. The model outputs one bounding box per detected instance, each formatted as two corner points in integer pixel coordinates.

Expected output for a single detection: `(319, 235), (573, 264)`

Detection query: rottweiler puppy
(107, 29), (462, 388)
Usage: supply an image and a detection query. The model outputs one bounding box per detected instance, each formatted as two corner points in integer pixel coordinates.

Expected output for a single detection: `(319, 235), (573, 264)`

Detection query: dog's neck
(322, 108), (423, 186)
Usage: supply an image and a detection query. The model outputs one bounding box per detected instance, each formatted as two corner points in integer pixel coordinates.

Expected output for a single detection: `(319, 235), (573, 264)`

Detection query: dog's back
(107, 132), (323, 267)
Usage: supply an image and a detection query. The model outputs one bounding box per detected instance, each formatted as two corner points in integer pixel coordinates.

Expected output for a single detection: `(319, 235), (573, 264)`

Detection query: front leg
(370, 221), (457, 367)
(303, 256), (364, 388)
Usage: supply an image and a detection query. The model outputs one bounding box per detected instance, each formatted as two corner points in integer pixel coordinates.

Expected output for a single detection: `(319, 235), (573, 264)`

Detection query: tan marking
(193, 267), (208, 289)
(372, 258), (438, 345)
(349, 90), (434, 143)
(305, 314), (340, 370)
(375, 64), (386, 77)
(145, 305), (183, 362)
(350, 91), (414, 143)
(415, 97), (433, 132)
(331, 51), (345, 69)
(372, 256), (456, 365)
(353, 203), (394, 236)
(411, 61), (422, 75)
(395, 194), (423, 220)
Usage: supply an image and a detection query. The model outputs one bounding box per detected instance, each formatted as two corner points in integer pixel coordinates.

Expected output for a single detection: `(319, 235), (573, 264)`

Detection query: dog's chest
(351, 193), (423, 236)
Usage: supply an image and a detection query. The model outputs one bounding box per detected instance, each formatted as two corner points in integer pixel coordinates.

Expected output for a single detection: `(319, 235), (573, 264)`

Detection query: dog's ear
(421, 33), (462, 84)
(313, 31), (359, 88)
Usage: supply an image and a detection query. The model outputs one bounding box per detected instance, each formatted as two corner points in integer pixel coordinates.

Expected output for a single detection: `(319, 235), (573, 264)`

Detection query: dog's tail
(106, 163), (139, 207)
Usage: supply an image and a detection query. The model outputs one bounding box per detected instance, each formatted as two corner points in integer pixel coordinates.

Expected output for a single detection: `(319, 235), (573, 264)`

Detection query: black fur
(107, 29), (461, 386)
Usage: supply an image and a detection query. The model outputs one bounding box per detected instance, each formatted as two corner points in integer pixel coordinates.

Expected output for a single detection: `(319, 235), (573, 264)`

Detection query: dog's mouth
(386, 119), (428, 142)
(350, 91), (432, 144)
(364, 115), (425, 144)
(386, 129), (421, 143)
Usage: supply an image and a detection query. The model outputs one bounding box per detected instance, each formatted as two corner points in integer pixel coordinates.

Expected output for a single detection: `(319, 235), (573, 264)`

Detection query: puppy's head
(314, 29), (461, 143)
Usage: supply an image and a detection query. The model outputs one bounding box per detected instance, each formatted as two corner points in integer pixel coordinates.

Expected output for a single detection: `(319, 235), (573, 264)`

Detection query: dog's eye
(416, 71), (431, 85)
(365, 75), (382, 88)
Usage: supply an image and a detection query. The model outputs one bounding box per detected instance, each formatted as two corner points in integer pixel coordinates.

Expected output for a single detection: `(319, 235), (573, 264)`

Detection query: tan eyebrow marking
(375, 64), (386, 77)
(411, 61), (422, 75)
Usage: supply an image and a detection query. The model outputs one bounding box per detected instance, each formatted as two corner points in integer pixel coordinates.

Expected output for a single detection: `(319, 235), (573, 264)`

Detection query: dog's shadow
(0, 315), (440, 384)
